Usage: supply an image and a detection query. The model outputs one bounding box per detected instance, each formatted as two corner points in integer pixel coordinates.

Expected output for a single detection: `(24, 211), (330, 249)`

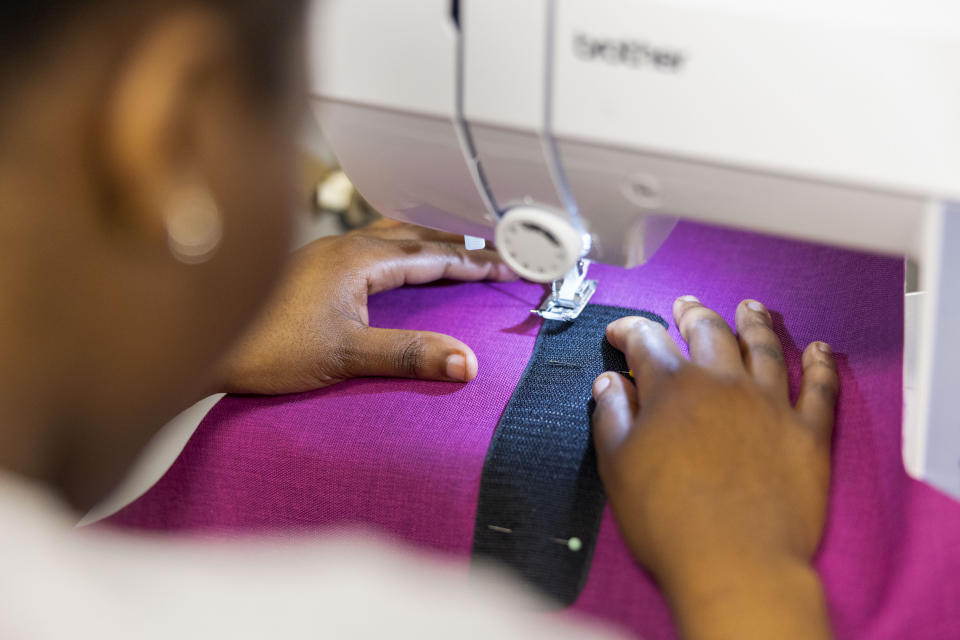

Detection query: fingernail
(817, 342), (832, 354)
(612, 316), (643, 333)
(746, 300), (766, 313)
(445, 353), (468, 381)
(593, 374), (612, 398)
(677, 295), (700, 303)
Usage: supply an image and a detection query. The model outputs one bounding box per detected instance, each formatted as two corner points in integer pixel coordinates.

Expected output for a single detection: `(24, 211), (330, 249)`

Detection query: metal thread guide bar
(533, 259), (597, 322)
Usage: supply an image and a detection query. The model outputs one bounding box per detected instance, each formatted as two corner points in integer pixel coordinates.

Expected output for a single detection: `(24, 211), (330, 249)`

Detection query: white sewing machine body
(307, 0), (960, 499)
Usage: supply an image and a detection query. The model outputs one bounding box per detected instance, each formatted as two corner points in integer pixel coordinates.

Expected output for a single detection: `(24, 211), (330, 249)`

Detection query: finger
(364, 240), (517, 294)
(673, 295), (742, 376)
(606, 316), (685, 398)
(735, 299), (788, 401)
(795, 342), (839, 438)
(360, 221), (466, 244)
(344, 327), (479, 383)
(591, 372), (639, 461)
(363, 217), (406, 230)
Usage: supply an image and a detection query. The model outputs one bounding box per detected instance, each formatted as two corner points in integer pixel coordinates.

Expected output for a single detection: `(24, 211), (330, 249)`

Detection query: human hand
(216, 220), (516, 395)
(591, 296), (838, 639)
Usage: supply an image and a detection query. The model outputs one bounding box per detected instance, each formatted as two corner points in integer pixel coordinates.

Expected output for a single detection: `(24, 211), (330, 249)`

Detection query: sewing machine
(307, 0), (960, 500)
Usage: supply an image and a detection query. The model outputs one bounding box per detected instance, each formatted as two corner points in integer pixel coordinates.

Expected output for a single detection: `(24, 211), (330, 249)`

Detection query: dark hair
(0, 1), (306, 99)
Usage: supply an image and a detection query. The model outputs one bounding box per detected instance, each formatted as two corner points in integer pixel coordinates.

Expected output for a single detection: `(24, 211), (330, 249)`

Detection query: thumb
(343, 326), (479, 383)
(591, 373), (638, 473)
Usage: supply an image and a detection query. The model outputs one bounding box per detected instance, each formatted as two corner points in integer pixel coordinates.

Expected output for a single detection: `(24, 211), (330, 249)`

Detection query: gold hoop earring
(164, 183), (223, 265)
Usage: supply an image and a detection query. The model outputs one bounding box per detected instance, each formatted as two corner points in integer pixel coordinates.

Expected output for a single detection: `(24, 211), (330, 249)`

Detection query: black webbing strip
(471, 304), (667, 606)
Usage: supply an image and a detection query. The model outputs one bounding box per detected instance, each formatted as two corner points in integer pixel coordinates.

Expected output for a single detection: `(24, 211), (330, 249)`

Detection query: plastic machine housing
(308, 0), (960, 500)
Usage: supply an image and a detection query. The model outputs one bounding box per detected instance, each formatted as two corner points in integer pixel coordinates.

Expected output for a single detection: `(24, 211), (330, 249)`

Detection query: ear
(99, 7), (238, 250)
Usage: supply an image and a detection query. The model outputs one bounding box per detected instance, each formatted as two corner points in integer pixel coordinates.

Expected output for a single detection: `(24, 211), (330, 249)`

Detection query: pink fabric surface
(109, 221), (960, 639)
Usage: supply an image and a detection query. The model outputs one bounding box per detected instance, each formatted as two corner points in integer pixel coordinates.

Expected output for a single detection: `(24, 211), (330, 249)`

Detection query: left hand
(216, 219), (517, 395)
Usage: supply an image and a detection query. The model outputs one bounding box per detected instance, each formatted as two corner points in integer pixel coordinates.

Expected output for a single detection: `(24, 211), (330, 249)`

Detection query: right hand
(215, 219), (516, 395)
(591, 296), (838, 640)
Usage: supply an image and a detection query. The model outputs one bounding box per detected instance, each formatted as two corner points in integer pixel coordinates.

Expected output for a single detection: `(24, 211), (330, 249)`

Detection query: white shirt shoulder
(0, 474), (624, 640)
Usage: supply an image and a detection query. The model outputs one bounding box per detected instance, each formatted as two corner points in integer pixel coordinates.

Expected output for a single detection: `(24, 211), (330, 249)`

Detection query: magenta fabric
(109, 221), (960, 639)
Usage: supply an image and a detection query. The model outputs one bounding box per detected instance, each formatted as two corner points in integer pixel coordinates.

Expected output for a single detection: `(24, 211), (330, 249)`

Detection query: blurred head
(0, 1), (307, 507)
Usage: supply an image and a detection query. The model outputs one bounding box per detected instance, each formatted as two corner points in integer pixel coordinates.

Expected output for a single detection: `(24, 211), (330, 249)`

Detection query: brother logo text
(573, 33), (687, 72)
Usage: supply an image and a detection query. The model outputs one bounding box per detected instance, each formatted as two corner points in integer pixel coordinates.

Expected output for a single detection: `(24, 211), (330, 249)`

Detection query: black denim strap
(471, 304), (667, 606)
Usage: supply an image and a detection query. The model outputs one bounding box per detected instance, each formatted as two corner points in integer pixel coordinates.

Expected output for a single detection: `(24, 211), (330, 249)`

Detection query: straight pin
(487, 525), (582, 552)
(547, 360), (583, 369)
(551, 536), (583, 552)
(487, 525), (513, 534)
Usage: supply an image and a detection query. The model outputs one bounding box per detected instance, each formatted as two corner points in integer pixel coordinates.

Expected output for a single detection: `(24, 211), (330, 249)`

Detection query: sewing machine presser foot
(533, 260), (597, 322)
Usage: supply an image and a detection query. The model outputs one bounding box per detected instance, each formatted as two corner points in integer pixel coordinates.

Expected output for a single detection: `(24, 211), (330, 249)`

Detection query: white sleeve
(0, 488), (628, 640)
